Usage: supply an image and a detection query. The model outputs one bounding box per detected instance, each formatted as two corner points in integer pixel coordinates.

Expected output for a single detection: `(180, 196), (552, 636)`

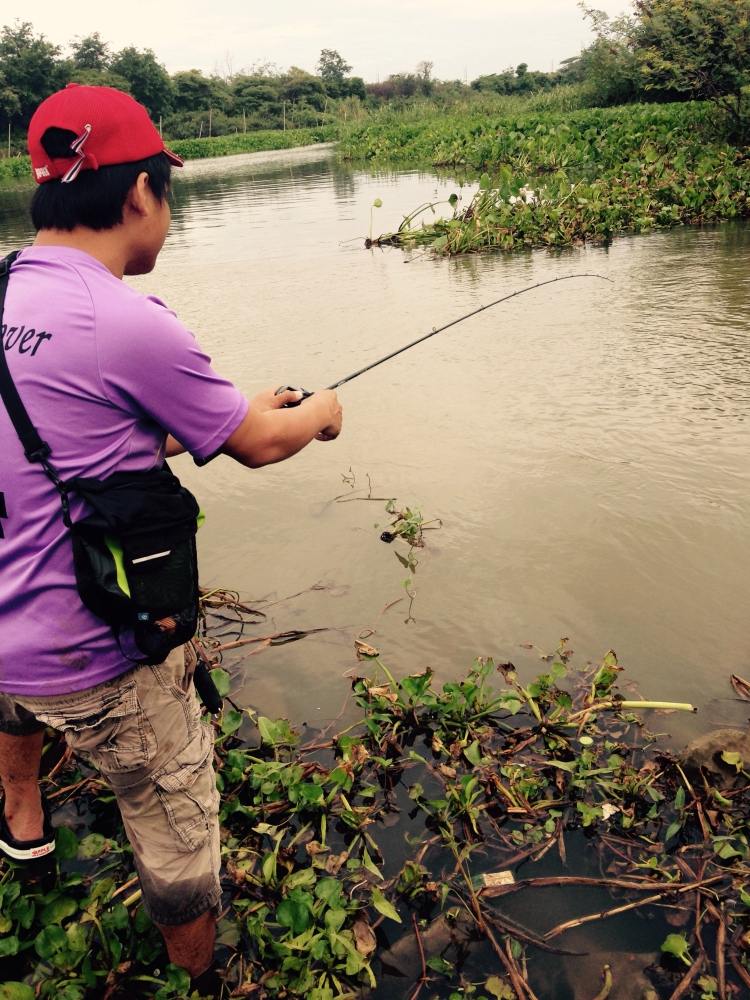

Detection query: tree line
(1, 0), (748, 145)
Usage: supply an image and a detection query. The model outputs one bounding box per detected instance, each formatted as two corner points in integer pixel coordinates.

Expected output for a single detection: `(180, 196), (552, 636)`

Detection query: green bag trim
(104, 535), (131, 598)
(103, 510), (205, 602)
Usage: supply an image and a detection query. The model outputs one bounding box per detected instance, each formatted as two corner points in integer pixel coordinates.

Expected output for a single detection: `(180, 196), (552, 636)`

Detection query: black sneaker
(0, 795), (56, 862)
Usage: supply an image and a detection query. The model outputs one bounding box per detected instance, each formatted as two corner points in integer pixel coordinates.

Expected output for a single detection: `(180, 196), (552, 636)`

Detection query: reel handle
(275, 385), (314, 408)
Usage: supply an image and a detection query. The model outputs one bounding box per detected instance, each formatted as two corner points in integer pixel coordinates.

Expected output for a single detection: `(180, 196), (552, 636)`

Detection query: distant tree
(281, 67), (326, 110)
(0, 68), (21, 121)
(471, 69), (517, 94)
(575, 4), (642, 105)
(415, 60), (434, 95)
(0, 21), (63, 126)
(246, 59), (282, 78)
(317, 48), (351, 95)
(633, 0), (750, 134)
(230, 74), (281, 116)
(110, 46), (173, 116)
(172, 70), (228, 114)
(342, 76), (366, 100)
(70, 32), (108, 70)
(64, 67), (132, 91)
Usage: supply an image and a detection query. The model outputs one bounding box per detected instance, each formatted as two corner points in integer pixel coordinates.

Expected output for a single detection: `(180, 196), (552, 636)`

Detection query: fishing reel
(275, 385), (314, 408)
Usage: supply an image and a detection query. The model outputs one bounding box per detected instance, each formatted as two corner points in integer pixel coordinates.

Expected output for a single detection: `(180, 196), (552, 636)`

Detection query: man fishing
(0, 83), (342, 986)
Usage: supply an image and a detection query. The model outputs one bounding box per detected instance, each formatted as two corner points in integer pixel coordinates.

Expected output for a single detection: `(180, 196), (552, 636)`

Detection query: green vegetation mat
(342, 103), (750, 254)
(1, 591), (748, 999)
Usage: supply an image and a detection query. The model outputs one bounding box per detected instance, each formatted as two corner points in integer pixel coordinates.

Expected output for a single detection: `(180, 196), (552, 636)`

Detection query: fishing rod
(277, 273), (612, 403)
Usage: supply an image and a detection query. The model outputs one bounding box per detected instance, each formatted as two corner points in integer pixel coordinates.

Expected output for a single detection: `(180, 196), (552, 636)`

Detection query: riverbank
(340, 101), (750, 254)
(1, 597), (747, 999)
(0, 125), (338, 189)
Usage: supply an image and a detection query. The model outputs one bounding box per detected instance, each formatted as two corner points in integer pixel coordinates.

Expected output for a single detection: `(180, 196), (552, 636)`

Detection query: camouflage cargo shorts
(0, 645), (221, 925)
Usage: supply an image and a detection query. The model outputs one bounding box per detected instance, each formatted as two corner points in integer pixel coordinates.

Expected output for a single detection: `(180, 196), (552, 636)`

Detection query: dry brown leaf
(731, 673), (750, 701)
(439, 764), (457, 779)
(355, 639), (380, 659)
(367, 685), (397, 702)
(353, 916), (376, 957)
(350, 743), (370, 766)
(325, 851), (349, 875)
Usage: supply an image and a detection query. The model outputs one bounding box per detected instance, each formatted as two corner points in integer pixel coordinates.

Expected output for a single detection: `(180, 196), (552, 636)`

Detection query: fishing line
(277, 272), (612, 402)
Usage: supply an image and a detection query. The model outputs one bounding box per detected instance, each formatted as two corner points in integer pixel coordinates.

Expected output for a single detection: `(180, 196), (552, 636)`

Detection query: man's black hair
(30, 128), (172, 232)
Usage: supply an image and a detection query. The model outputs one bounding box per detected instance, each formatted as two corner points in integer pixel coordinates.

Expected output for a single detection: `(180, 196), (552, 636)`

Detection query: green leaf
(362, 848), (383, 880)
(261, 853), (277, 884)
(0, 985), (35, 1000)
(426, 956), (453, 974)
(665, 821), (682, 842)
(674, 786), (686, 811)
(371, 887), (401, 923)
(576, 801), (603, 827)
(101, 903), (129, 932)
(164, 964), (191, 993)
(486, 975), (515, 999)
(314, 878), (344, 907)
(479, 172), (492, 190)
(77, 833), (109, 859)
(220, 708), (242, 735)
(324, 908), (347, 932)
(661, 933), (692, 967)
(34, 924), (67, 961)
(721, 751), (743, 771)
(276, 889), (313, 935)
(548, 759), (577, 772)
(258, 716), (296, 747)
(0, 937), (19, 958)
(41, 897), (78, 925)
(463, 741), (482, 766)
(283, 868), (317, 891)
(209, 667), (231, 697)
(578, 736), (594, 747)
(55, 826), (79, 860)
(716, 841), (742, 860)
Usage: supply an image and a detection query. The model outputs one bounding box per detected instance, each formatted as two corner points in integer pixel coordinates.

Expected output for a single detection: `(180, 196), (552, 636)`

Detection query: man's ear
(124, 171), (152, 218)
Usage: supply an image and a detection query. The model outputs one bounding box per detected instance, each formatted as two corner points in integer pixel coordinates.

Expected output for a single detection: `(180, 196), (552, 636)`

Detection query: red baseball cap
(28, 83), (183, 184)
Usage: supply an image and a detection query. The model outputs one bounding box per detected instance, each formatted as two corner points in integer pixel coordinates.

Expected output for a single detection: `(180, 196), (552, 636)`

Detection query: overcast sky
(3, 0), (631, 82)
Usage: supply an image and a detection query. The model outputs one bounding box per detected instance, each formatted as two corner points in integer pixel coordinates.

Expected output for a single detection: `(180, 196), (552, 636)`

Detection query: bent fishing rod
(277, 273), (612, 403)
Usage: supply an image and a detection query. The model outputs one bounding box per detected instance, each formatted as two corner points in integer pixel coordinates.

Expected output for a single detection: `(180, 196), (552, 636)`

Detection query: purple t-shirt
(0, 246), (248, 695)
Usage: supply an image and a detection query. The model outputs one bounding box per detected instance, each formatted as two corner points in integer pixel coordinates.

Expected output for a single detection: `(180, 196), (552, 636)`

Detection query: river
(1, 145), (749, 744)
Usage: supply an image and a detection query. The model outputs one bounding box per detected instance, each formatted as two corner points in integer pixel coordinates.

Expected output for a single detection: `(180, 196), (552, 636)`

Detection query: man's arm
(221, 387), (342, 468)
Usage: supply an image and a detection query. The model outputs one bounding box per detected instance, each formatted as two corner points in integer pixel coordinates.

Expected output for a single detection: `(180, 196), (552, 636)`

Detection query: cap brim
(163, 145), (184, 167)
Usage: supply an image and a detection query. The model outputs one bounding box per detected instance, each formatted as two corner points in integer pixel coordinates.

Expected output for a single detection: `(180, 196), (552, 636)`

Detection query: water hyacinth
(346, 102), (750, 255)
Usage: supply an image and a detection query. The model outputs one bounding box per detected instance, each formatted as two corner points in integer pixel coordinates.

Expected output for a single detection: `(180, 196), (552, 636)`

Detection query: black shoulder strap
(0, 252), (71, 525)
(0, 253), (52, 463)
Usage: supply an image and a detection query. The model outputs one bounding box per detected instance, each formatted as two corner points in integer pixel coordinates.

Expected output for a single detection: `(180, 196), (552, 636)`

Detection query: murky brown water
(2, 146), (749, 743)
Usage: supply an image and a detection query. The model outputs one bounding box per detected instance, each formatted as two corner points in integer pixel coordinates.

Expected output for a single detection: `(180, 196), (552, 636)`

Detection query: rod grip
(275, 385), (314, 408)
